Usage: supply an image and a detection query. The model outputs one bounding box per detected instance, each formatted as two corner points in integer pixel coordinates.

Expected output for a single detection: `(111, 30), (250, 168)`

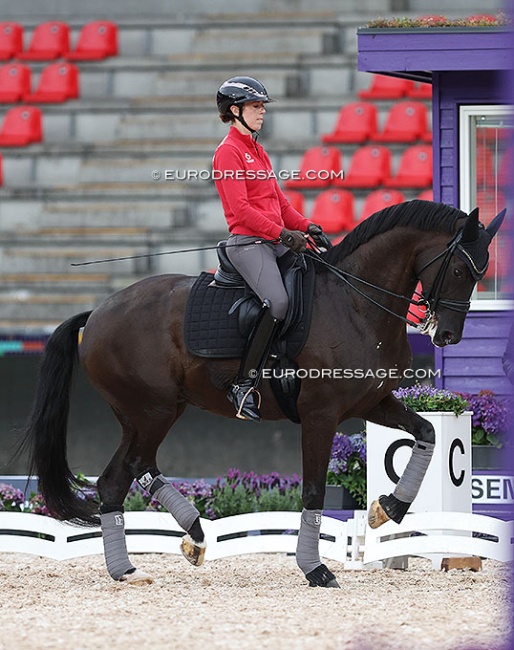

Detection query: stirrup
(229, 383), (262, 421)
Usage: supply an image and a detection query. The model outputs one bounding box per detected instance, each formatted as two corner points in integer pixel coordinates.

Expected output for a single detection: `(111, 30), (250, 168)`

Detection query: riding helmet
(216, 76), (276, 118)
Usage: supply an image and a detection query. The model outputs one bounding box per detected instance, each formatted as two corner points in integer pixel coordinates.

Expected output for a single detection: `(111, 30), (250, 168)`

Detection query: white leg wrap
(296, 508), (322, 576)
(100, 511), (135, 581)
(146, 474), (200, 532)
(393, 441), (435, 503)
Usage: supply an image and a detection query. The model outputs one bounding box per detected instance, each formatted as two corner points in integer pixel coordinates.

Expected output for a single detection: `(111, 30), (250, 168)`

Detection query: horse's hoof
(119, 568), (153, 585)
(306, 563), (340, 588)
(368, 499), (390, 529)
(180, 534), (206, 567)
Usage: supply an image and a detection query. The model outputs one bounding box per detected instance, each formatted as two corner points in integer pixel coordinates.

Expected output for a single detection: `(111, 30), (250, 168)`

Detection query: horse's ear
(485, 208), (506, 240)
(460, 207), (480, 243)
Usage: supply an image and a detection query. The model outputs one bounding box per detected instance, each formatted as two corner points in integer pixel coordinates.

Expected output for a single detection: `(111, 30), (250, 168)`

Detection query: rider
(213, 75), (324, 421)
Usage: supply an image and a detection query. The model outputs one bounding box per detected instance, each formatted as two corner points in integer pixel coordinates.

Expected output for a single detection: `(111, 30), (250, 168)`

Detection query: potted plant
(325, 432), (367, 510)
(367, 385), (473, 514)
(457, 390), (511, 470)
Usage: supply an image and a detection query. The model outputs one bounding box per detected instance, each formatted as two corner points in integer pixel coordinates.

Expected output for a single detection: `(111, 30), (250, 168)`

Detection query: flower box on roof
(357, 27), (514, 78)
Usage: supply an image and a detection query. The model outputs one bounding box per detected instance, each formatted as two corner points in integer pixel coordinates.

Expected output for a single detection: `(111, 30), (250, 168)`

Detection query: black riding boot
(228, 305), (281, 421)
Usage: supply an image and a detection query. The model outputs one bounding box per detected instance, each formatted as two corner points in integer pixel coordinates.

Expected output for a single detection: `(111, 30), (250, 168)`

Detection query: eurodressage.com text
(151, 169), (345, 181)
(256, 368), (441, 380)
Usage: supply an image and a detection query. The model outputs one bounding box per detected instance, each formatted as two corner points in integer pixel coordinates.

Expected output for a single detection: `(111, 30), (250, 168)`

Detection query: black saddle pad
(184, 260), (315, 359)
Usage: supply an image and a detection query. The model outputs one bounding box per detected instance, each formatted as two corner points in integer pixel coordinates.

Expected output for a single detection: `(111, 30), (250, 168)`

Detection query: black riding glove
(307, 223), (332, 251)
(280, 228), (307, 253)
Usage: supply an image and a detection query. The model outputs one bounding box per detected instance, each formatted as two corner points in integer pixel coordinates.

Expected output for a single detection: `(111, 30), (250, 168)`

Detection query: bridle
(306, 226), (485, 330)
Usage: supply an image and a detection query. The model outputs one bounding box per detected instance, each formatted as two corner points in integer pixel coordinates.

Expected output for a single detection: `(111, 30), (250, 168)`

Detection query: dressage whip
(70, 238), (281, 266)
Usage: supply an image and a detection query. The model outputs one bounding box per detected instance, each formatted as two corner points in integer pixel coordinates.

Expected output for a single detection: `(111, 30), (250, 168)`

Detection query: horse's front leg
(297, 415), (340, 588)
(364, 393), (435, 528)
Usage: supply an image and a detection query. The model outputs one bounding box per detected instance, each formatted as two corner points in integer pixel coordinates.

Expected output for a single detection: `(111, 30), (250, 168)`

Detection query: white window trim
(459, 104), (512, 309)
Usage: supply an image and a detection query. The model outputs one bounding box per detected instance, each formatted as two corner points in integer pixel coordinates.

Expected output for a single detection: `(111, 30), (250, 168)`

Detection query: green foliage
(366, 14), (510, 28)
(393, 385), (469, 415)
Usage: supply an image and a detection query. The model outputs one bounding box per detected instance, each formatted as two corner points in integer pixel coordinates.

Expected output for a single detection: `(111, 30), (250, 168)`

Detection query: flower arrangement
(1, 470), (303, 520)
(366, 14), (510, 28)
(458, 390), (511, 448)
(393, 384), (468, 415)
(326, 432), (367, 509)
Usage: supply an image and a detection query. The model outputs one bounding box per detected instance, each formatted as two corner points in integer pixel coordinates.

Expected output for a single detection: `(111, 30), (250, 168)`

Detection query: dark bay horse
(19, 200), (505, 587)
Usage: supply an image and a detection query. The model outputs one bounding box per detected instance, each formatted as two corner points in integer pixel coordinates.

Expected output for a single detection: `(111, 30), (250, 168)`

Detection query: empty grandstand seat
(66, 21), (118, 60)
(385, 145), (433, 188)
(0, 63), (31, 103)
(283, 190), (305, 215)
(408, 281), (427, 325)
(408, 82), (432, 99)
(0, 106), (42, 145)
(416, 189), (433, 201)
(358, 74), (415, 100)
(0, 22), (23, 60)
(24, 62), (79, 103)
(18, 21), (70, 60)
(283, 146), (342, 189)
(358, 189), (405, 222)
(309, 189), (355, 234)
(336, 145), (391, 188)
(321, 102), (378, 144)
(372, 101), (429, 143)
(498, 146), (513, 188)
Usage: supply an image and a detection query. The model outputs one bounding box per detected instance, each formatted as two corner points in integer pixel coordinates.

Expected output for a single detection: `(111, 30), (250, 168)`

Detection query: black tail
(17, 311), (99, 526)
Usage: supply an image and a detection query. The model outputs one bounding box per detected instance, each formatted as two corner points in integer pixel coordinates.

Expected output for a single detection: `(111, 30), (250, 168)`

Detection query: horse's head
(416, 207), (506, 347)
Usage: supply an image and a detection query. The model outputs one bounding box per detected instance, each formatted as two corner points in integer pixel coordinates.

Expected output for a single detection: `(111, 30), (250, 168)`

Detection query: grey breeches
(225, 234), (289, 320)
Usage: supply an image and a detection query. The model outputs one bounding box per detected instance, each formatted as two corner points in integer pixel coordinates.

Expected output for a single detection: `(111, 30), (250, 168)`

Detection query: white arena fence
(0, 510), (511, 567)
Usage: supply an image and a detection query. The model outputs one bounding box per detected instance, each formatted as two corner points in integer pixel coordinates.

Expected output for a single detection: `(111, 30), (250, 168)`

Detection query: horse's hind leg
(364, 394), (435, 529)
(97, 408), (206, 584)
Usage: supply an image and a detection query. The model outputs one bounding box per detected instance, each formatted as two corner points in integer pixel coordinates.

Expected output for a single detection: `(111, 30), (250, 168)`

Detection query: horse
(18, 199), (505, 587)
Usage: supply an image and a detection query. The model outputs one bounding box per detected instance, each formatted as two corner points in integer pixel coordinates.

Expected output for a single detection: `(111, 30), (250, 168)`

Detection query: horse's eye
(453, 267), (463, 278)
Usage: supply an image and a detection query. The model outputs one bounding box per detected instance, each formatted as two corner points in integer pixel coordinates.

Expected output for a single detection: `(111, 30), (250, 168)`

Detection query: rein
(305, 248), (428, 329)
(305, 227), (473, 329)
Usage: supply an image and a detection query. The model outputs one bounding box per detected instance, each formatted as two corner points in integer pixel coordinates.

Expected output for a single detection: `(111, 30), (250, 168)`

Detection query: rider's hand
(280, 228), (308, 253)
(306, 223), (332, 251)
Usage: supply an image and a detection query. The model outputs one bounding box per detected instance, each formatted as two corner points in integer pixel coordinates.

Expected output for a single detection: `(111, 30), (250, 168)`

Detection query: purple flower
(0, 483), (25, 511)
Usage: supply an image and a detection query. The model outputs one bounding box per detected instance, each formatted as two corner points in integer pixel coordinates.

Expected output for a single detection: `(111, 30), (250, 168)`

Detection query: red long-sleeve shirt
(213, 126), (311, 240)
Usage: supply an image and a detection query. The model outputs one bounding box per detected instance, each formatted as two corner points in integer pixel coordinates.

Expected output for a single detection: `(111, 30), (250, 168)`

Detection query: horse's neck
(337, 229), (421, 319)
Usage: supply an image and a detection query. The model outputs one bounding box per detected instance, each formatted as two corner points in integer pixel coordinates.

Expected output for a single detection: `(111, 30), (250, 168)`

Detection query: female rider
(213, 76), (324, 421)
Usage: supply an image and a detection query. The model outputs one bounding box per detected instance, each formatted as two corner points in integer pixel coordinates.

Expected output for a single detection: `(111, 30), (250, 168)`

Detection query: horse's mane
(323, 199), (467, 266)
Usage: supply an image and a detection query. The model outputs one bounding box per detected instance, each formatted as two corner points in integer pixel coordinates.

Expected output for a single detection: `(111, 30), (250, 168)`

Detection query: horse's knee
(417, 419), (435, 446)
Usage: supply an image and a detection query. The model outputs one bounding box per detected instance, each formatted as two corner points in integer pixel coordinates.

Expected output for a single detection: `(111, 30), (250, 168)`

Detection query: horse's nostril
(442, 331), (454, 344)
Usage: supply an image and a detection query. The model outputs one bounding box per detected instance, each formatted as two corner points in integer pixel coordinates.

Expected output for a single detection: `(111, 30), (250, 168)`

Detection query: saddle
(184, 242), (316, 423)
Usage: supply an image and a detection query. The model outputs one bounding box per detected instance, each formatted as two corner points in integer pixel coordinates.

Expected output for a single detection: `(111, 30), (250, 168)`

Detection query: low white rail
(1, 511), (511, 568)
(364, 511), (514, 565)
(0, 511), (364, 566)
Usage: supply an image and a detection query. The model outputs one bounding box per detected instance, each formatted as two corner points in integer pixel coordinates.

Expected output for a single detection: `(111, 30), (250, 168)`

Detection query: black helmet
(216, 76), (275, 118)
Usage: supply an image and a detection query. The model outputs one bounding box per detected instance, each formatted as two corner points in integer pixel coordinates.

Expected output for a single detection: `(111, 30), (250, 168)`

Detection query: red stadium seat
(0, 22), (23, 60)
(66, 21), (118, 60)
(24, 62), (79, 103)
(416, 189), (433, 201)
(408, 282), (427, 325)
(385, 145), (433, 188)
(0, 106), (42, 146)
(359, 74), (415, 100)
(408, 82), (432, 99)
(283, 190), (305, 215)
(309, 189), (355, 234)
(336, 145), (391, 188)
(372, 101), (429, 143)
(321, 102), (378, 144)
(0, 63), (31, 103)
(358, 189), (405, 222)
(498, 146), (513, 188)
(18, 21), (70, 60)
(283, 146), (342, 189)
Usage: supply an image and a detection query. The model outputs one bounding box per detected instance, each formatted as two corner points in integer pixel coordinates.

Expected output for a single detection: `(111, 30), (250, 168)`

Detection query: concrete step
(0, 272), (111, 292)
(0, 291), (103, 321)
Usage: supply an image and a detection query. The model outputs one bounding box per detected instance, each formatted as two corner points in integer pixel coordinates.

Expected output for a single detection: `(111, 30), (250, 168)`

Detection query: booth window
(459, 105), (513, 306)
